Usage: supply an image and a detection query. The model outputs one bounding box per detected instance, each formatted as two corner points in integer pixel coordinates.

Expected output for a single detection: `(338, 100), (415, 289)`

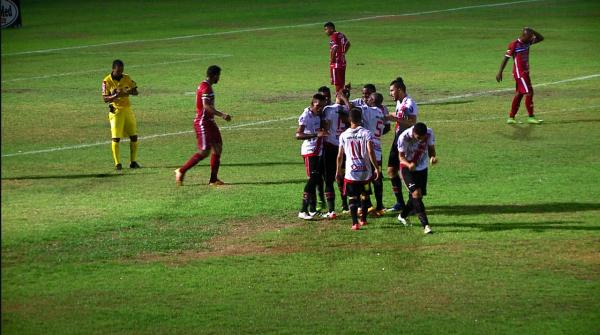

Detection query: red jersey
(505, 37), (538, 78)
(195, 80), (215, 125)
(329, 32), (349, 69)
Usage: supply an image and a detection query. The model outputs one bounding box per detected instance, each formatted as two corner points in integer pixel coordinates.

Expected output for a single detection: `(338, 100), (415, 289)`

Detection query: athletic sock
(130, 140), (138, 162)
(309, 193), (317, 213)
(301, 192), (309, 213)
(412, 197), (429, 228)
(111, 141), (120, 165)
(349, 198), (360, 224)
(374, 178), (384, 210)
(317, 178), (325, 205)
(400, 193), (414, 219)
(209, 153), (221, 182)
(180, 153), (204, 174)
(525, 95), (534, 117)
(510, 94), (524, 118)
(391, 176), (405, 208)
(337, 177), (348, 209)
(325, 191), (335, 213)
(360, 197), (369, 222)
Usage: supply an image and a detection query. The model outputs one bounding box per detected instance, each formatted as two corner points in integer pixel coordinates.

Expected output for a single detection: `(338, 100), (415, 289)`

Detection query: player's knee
(130, 135), (138, 142)
(412, 189), (422, 199)
(387, 167), (397, 178)
(112, 138), (120, 143)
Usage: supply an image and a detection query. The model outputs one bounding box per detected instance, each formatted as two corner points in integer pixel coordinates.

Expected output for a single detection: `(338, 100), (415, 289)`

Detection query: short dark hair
(318, 86), (331, 95)
(363, 84), (376, 92)
(371, 92), (384, 105)
(413, 122), (428, 136)
(112, 59), (124, 68)
(324, 22), (335, 29)
(390, 77), (406, 91)
(207, 65), (221, 77)
(313, 93), (326, 101)
(350, 107), (362, 124)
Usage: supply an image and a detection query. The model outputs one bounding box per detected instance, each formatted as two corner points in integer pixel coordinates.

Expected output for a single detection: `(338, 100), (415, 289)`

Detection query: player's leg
(335, 67), (346, 93)
(404, 168), (431, 233)
(359, 185), (370, 226)
(109, 111), (125, 170)
(323, 146), (337, 217)
(523, 75), (542, 124)
(346, 183), (361, 230)
(386, 136), (405, 211)
(337, 153), (349, 212)
(299, 156), (320, 218)
(508, 78), (525, 123)
(316, 155), (326, 212)
(175, 123), (210, 185)
(208, 129), (224, 185)
(123, 108), (140, 168)
(372, 162), (384, 214)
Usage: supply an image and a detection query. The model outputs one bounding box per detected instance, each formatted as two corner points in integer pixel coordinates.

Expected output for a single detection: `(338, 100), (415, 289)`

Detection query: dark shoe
(130, 161), (141, 169)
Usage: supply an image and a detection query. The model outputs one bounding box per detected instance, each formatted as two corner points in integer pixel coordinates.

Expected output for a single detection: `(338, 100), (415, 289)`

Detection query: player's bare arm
(126, 86), (139, 96)
(399, 152), (416, 171)
(335, 145), (344, 178)
(330, 45), (337, 63)
(397, 115), (417, 129)
(367, 141), (381, 180)
(526, 27), (544, 43)
(103, 89), (120, 103)
(345, 40), (351, 53)
(496, 56), (510, 82)
(204, 100), (232, 121)
(429, 145), (438, 165)
(296, 125), (327, 140)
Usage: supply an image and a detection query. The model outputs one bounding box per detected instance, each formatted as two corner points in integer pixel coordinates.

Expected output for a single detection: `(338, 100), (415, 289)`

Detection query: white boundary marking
(1, 0), (543, 57)
(1, 54), (233, 83)
(3, 73), (598, 158)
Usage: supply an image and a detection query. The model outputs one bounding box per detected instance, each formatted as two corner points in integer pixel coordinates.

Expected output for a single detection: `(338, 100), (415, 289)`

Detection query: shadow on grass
(428, 202), (600, 216)
(434, 220), (600, 232)
(181, 179), (307, 186)
(497, 124), (538, 140)
(1, 173), (130, 180)
(160, 161), (304, 169)
(418, 100), (474, 106)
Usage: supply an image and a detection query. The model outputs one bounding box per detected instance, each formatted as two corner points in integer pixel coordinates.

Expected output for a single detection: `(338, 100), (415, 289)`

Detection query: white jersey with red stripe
(339, 126), (374, 182)
(360, 105), (385, 161)
(299, 107), (323, 157)
(397, 126), (435, 171)
(322, 103), (349, 146)
(395, 95), (418, 132)
(351, 98), (366, 107)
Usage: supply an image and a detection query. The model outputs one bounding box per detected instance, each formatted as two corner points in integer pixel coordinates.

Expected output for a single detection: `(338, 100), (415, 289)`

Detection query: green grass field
(2, 0), (600, 334)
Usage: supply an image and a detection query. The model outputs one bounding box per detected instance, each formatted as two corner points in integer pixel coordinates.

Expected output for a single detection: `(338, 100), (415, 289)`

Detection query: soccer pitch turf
(2, 0), (600, 334)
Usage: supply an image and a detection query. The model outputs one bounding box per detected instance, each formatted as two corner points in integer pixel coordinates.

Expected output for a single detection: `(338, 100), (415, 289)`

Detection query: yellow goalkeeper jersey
(102, 73), (137, 110)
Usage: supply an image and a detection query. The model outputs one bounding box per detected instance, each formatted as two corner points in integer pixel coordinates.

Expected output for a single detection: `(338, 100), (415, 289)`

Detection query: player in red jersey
(175, 65), (232, 186)
(496, 27), (544, 124)
(324, 22), (351, 93)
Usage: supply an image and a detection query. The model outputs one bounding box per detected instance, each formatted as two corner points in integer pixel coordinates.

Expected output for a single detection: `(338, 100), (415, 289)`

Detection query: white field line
(1, 0), (544, 57)
(3, 72), (598, 158)
(1, 54), (233, 83)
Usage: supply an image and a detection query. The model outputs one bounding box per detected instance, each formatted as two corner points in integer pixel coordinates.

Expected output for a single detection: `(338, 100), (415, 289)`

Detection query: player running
(386, 77), (418, 213)
(297, 94), (328, 220)
(397, 122), (437, 234)
(101, 59), (140, 170)
(324, 22), (351, 93)
(496, 27), (544, 124)
(175, 65), (232, 186)
(337, 107), (380, 230)
(320, 87), (351, 218)
(360, 93), (391, 216)
(351, 83), (376, 107)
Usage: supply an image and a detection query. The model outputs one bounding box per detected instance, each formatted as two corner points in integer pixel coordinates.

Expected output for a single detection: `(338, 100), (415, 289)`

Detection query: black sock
(325, 192), (335, 213)
(309, 193), (317, 213)
(361, 197), (369, 222)
(400, 193), (414, 219)
(337, 177), (348, 210)
(317, 178), (325, 205)
(412, 197), (429, 227)
(349, 198), (360, 224)
(391, 176), (405, 207)
(374, 178), (384, 210)
(301, 192), (309, 212)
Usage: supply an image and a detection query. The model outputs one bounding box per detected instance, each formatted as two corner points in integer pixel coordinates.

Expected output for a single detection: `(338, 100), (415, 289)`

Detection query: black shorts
(303, 155), (321, 179)
(387, 131), (401, 168)
(343, 180), (371, 197)
(400, 167), (428, 195)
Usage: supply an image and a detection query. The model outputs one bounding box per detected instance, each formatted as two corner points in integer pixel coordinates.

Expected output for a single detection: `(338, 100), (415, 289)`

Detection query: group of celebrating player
(101, 20), (544, 234)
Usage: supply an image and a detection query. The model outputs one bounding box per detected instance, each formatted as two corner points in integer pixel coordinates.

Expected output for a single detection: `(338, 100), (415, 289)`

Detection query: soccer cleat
(208, 179), (226, 186)
(174, 169), (184, 186)
(527, 116), (543, 124)
(385, 203), (404, 213)
(371, 208), (386, 217)
(322, 211), (337, 220)
(298, 212), (314, 220)
(359, 220), (368, 227)
(129, 161), (141, 169)
(397, 215), (409, 227)
(351, 224), (361, 230)
(424, 225), (433, 234)
(506, 117), (517, 124)
(115, 163), (122, 171)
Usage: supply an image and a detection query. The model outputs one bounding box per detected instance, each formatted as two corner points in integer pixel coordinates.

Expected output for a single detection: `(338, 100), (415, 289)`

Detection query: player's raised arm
(525, 27), (544, 44)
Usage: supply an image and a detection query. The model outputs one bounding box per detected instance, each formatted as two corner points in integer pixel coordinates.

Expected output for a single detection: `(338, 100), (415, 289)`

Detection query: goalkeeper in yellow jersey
(101, 59), (140, 170)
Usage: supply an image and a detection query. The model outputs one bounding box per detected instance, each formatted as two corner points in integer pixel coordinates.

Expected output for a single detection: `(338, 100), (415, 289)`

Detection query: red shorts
(194, 121), (222, 151)
(330, 66), (346, 91)
(515, 73), (533, 94)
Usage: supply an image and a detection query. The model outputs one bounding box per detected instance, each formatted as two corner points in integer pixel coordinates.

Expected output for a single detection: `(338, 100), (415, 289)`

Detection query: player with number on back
(397, 122), (437, 234)
(337, 107), (380, 230)
(496, 27), (544, 124)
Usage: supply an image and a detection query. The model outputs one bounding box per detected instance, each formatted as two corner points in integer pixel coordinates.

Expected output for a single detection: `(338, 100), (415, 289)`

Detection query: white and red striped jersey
(322, 103), (349, 146)
(299, 107), (323, 157)
(195, 80), (215, 125)
(360, 106), (385, 161)
(395, 95), (418, 132)
(397, 126), (435, 171)
(506, 37), (537, 78)
(339, 126), (374, 182)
